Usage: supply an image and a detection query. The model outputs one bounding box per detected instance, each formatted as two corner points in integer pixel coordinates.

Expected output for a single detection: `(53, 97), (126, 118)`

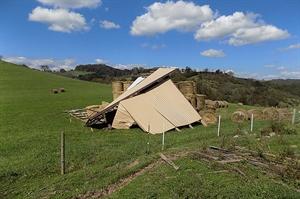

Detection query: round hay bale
(123, 81), (133, 91)
(196, 94), (206, 111)
(59, 88), (65, 92)
(278, 109), (292, 120)
(237, 102), (243, 106)
(231, 110), (248, 122)
(222, 101), (228, 107)
(113, 91), (123, 100)
(112, 81), (123, 92)
(217, 101), (225, 108)
(200, 112), (217, 124)
(247, 109), (264, 121)
(178, 81), (195, 95)
(263, 108), (279, 120)
(205, 100), (217, 108)
(185, 94), (197, 109)
(51, 89), (58, 94)
(236, 109), (249, 120)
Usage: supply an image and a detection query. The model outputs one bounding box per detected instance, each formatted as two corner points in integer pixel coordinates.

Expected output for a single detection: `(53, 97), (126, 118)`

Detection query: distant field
(0, 60), (299, 199)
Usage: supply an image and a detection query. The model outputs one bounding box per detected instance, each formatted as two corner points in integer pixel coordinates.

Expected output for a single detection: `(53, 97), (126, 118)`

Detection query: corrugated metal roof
(86, 68), (176, 126)
(113, 79), (201, 134)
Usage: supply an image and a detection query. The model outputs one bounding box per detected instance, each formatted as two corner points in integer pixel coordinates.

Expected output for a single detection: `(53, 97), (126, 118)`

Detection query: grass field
(1, 60), (300, 198)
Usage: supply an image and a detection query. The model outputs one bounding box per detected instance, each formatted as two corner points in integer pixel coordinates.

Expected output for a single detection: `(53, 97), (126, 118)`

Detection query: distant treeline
(72, 64), (300, 108)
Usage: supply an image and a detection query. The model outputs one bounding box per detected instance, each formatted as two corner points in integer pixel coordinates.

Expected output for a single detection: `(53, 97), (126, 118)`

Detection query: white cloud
(228, 25), (290, 46)
(263, 65), (274, 68)
(152, 45), (158, 50)
(277, 43), (300, 51)
(95, 59), (109, 64)
(276, 66), (286, 71)
(200, 49), (226, 57)
(37, 0), (101, 9)
(131, 1), (215, 36)
(113, 63), (147, 70)
(3, 56), (77, 71)
(195, 12), (290, 46)
(280, 71), (300, 79)
(142, 43), (150, 47)
(28, 6), (90, 33)
(100, 20), (120, 29)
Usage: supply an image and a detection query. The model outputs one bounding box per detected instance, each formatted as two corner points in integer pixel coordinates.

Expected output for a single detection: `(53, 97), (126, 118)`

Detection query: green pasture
(0, 60), (299, 198)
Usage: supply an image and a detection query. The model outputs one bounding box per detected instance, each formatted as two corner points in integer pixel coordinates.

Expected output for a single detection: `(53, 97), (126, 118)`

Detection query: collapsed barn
(85, 68), (203, 134)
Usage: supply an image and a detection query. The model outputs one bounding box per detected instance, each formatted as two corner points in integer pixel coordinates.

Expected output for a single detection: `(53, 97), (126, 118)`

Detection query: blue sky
(1, 0), (299, 80)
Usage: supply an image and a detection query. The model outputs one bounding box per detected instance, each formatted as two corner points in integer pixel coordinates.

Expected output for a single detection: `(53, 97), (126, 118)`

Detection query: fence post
(61, 132), (65, 175)
(147, 122), (150, 154)
(162, 124), (165, 151)
(251, 114), (254, 132)
(292, 109), (296, 125)
(217, 115), (221, 137)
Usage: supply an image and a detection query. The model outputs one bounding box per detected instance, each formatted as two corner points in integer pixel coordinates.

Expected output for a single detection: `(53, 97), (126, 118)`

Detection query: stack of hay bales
(205, 100), (228, 108)
(177, 81), (217, 125)
(112, 81), (124, 100)
(111, 81), (133, 100)
(231, 107), (289, 122)
(86, 101), (109, 117)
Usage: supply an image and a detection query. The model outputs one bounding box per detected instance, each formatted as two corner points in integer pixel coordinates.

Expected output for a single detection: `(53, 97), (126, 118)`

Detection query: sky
(1, 0), (299, 80)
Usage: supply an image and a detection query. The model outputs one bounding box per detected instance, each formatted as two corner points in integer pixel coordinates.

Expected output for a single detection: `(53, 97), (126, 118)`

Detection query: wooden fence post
(61, 132), (65, 175)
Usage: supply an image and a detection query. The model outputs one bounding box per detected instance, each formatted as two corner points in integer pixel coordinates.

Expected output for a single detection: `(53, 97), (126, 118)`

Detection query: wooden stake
(217, 115), (221, 137)
(61, 132), (65, 175)
(250, 114), (253, 132)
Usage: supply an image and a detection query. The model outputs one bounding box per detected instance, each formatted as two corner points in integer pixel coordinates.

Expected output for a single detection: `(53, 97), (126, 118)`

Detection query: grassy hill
(1, 60), (300, 198)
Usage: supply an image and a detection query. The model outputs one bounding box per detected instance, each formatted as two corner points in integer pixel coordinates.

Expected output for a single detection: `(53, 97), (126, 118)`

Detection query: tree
(40, 65), (50, 72)
(60, 68), (66, 73)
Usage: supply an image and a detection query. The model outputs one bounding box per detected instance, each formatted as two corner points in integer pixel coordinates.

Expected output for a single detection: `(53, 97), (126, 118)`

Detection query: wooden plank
(159, 153), (180, 171)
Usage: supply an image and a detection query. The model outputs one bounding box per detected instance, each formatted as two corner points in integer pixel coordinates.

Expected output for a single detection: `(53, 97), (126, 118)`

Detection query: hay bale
(200, 112), (217, 124)
(217, 101), (225, 108)
(205, 100), (217, 108)
(196, 94), (206, 111)
(278, 109), (293, 120)
(59, 88), (66, 92)
(237, 102), (243, 106)
(263, 108), (279, 120)
(123, 81), (133, 91)
(185, 94), (197, 109)
(51, 89), (58, 94)
(236, 109), (249, 120)
(247, 109), (264, 121)
(231, 110), (248, 122)
(113, 91), (123, 100)
(222, 101), (228, 108)
(86, 101), (110, 117)
(178, 81), (195, 95)
(112, 81), (123, 92)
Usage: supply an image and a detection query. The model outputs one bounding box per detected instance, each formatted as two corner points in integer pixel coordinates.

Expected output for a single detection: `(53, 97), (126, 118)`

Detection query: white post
(217, 115), (221, 137)
(292, 109), (296, 124)
(251, 114), (254, 132)
(162, 124), (165, 151)
(147, 122), (150, 154)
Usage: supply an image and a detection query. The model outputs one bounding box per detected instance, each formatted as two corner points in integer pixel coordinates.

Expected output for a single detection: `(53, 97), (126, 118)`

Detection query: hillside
(1, 60), (300, 198)
(71, 64), (300, 108)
